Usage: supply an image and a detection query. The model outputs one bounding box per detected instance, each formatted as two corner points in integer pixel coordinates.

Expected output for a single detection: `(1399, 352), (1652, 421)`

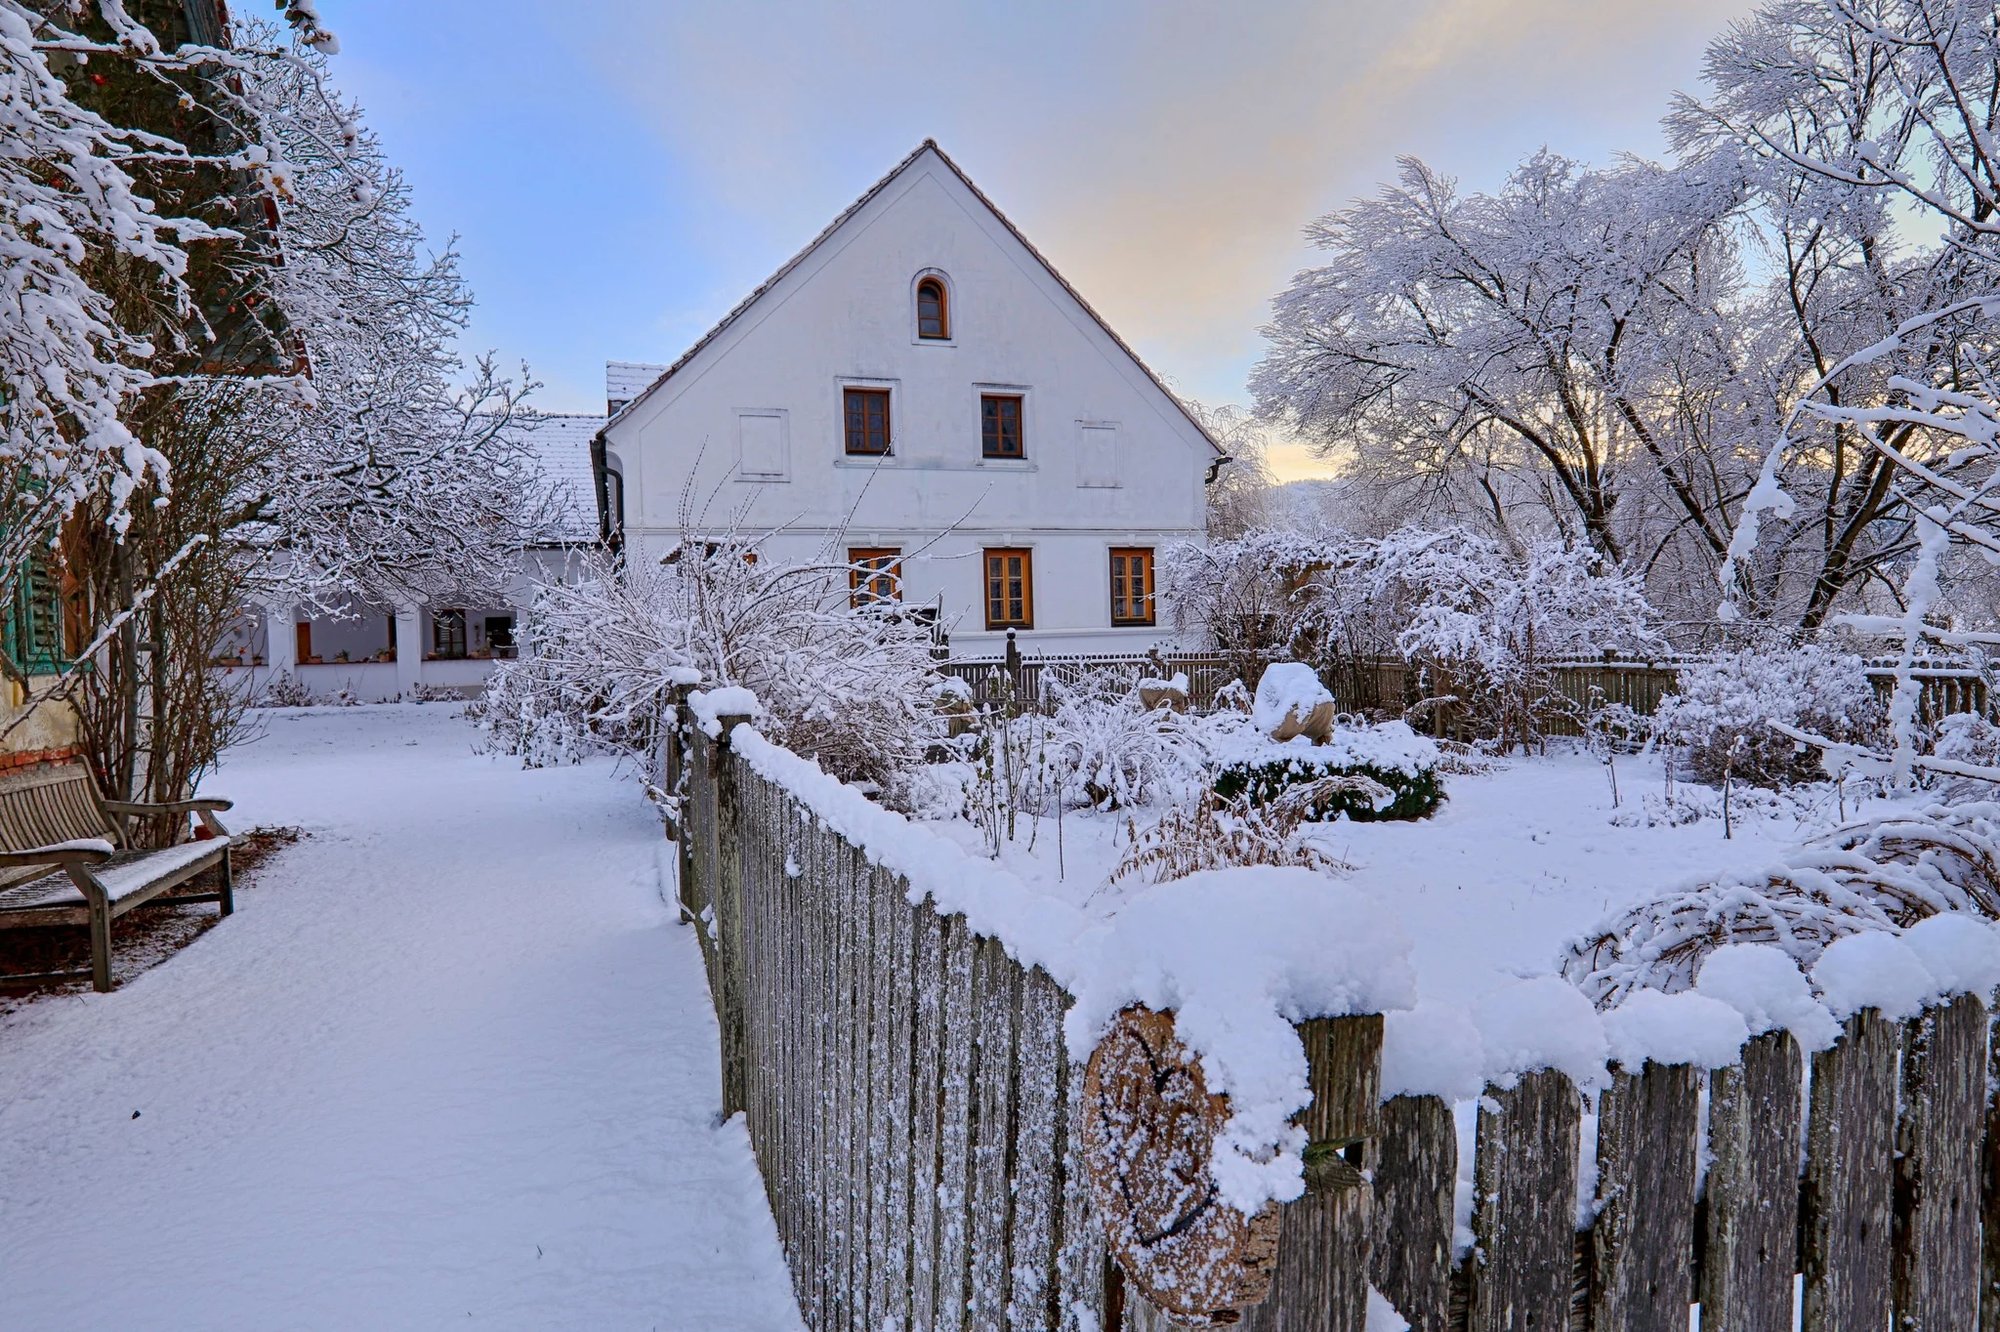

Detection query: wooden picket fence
(944, 646), (1998, 739)
(671, 710), (2000, 1330)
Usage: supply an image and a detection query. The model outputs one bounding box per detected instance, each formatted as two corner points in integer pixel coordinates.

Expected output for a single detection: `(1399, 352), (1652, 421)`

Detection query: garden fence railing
(669, 706), (2000, 1331)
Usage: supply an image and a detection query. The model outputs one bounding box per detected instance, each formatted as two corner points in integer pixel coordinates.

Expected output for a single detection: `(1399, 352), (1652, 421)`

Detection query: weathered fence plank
(934, 914), (979, 1331)
(1367, 1094), (1456, 1332)
(1700, 1028), (1803, 1332)
(1011, 968), (1065, 1328)
(1983, 1007), (2000, 1332)
(1239, 1015), (1383, 1332)
(908, 901), (947, 1332)
(1055, 1046), (1106, 1332)
(874, 865), (915, 1331)
(969, 934), (1021, 1329)
(1466, 1069), (1582, 1332)
(839, 840), (870, 1330)
(1589, 1061), (1699, 1331)
(1894, 992), (1989, 1329)
(1802, 1009), (1899, 1332)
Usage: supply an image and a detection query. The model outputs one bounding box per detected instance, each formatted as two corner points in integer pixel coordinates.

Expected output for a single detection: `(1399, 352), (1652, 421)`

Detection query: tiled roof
(601, 141), (1222, 455)
(606, 360), (667, 410)
(505, 412), (604, 543)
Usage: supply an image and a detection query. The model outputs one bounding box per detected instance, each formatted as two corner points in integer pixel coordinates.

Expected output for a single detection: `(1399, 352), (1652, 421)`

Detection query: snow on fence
(669, 703), (2000, 1330)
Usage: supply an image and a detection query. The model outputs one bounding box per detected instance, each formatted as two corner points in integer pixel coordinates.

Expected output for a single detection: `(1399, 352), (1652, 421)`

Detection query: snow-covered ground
(934, 746), (1909, 1009)
(0, 705), (802, 1331)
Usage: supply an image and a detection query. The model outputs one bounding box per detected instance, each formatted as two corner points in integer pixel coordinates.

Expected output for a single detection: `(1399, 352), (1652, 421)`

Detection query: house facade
(597, 142), (1222, 657)
(218, 413), (602, 702)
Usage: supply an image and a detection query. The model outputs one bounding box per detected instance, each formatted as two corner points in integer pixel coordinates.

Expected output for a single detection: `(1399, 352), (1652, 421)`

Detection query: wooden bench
(0, 760), (233, 992)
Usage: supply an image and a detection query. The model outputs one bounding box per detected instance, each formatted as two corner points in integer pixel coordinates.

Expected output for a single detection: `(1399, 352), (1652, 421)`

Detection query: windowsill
(912, 336), (957, 348)
(832, 457), (1039, 473)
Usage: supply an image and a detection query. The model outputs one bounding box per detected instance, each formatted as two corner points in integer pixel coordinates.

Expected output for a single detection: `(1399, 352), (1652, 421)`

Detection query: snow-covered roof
(606, 360), (667, 413)
(601, 141), (1222, 455)
(507, 412), (604, 544)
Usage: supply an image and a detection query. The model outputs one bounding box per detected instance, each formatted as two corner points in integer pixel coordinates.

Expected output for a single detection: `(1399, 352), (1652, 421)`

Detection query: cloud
(559, 0), (1758, 449)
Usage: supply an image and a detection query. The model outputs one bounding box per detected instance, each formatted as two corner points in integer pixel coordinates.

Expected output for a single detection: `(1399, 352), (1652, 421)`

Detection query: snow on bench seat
(0, 836), (231, 912)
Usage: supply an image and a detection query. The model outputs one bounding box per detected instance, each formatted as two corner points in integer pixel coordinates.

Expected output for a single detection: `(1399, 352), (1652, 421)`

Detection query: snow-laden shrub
(483, 544), (946, 800)
(1932, 712), (2000, 802)
(1108, 786), (1349, 886)
(1369, 527), (1663, 753)
(1210, 722), (1443, 822)
(1042, 670), (1197, 811)
(1653, 645), (1882, 789)
(1562, 801), (2000, 1005)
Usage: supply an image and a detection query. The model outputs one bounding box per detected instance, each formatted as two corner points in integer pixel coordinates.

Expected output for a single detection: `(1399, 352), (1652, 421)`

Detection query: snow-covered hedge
(1652, 644), (1882, 789)
(1210, 722), (1443, 822)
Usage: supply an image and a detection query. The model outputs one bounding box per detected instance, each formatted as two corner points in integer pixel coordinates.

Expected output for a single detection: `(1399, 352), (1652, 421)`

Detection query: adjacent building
(596, 141), (1222, 656)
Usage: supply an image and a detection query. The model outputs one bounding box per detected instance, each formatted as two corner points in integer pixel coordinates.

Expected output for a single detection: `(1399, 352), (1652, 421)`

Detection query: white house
(598, 141), (1224, 657)
(219, 412), (603, 702)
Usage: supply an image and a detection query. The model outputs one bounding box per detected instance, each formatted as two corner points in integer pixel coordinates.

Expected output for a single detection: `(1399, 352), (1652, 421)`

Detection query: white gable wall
(605, 149), (1212, 655)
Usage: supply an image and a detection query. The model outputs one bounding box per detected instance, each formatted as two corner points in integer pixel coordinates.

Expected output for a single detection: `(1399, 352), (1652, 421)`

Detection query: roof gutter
(1204, 454), (1233, 486)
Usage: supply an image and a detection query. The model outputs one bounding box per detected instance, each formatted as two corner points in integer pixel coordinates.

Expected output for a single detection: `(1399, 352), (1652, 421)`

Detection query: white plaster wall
(606, 149), (1211, 657)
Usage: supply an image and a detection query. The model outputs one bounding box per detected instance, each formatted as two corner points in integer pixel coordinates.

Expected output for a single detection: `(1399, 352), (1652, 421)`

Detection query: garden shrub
(1211, 721), (1443, 821)
(1653, 645), (1883, 789)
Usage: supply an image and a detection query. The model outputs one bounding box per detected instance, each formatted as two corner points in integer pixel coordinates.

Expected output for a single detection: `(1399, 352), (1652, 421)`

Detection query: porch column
(394, 602), (423, 699)
(265, 605), (297, 676)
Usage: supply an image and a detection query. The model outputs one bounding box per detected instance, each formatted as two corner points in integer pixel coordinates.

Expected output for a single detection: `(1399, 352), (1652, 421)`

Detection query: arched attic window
(916, 275), (950, 340)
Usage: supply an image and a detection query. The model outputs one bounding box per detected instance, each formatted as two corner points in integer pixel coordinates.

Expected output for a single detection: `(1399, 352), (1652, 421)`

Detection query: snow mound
(1812, 931), (1936, 1020)
(1367, 1286), (1411, 1331)
(1473, 976), (1609, 1092)
(1380, 1002), (1485, 1101)
(1901, 914), (2000, 999)
(688, 685), (763, 738)
(1695, 944), (1840, 1051)
(1252, 662), (1332, 733)
(1602, 989), (1747, 1070)
(1065, 867), (1418, 1213)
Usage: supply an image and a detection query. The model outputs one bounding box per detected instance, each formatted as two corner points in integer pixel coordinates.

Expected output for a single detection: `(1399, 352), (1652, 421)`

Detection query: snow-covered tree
(1254, 153), (1751, 586)
(227, 27), (552, 611)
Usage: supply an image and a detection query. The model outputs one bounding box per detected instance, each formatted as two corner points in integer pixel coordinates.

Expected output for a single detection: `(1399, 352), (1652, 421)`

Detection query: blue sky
(327, 0), (1758, 477)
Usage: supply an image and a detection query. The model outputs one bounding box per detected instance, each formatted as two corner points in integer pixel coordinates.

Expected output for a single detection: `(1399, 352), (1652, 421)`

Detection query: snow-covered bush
(1562, 801), (2000, 1004)
(1108, 787), (1348, 886)
(484, 543), (946, 800)
(1210, 722), (1443, 822)
(1652, 645), (1881, 789)
(1368, 527), (1662, 752)
(1042, 670), (1196, 812)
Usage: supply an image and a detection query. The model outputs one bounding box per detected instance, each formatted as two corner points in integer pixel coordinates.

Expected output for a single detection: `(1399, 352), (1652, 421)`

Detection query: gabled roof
(501, 412), (605, 544)
(602, 140), (1223, 454)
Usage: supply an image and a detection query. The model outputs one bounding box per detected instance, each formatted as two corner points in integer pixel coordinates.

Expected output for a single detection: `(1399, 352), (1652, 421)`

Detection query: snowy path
(0, 706), (803, 1331)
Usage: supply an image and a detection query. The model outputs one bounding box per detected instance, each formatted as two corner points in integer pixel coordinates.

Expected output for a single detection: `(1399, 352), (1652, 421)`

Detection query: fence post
(1237, 1014), (1383, 1332)
(711, 711), (753, 1120)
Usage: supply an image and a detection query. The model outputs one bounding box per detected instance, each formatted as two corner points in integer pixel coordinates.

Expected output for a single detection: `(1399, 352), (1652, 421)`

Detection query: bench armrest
(0, 839), (114, 869)
(102, 798), (234, 815)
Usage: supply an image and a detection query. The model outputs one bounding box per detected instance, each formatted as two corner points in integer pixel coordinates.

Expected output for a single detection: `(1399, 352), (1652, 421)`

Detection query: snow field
(0, 705), (802, 1331)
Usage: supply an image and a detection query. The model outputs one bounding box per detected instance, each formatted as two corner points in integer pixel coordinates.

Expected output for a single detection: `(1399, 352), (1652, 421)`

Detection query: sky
(325, 0), (1759, 480)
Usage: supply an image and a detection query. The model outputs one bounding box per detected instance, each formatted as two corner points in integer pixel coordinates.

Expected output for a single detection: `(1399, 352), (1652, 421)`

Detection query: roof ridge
(601, 141), (1220, 454)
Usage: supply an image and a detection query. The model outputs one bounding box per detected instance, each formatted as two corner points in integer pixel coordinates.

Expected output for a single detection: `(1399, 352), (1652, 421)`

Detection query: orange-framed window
(984, 547), (1034, 629)
(843, 387), (892, 455)
(1109, 547), (1155, 627)
(916, 277), (949, 339)
(981, 394), (1024, 459)
(848, 547), (902, 608)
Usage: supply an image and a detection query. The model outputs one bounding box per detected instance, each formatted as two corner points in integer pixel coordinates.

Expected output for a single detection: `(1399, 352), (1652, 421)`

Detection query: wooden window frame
(843, 386), (893, 456)
(980, 393), (1025, 460)
(1109, 547), (1156, 627)
(916, 276), (950, 340)
(983, 547), (1034, 630)
(847, 547), (902, 609)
